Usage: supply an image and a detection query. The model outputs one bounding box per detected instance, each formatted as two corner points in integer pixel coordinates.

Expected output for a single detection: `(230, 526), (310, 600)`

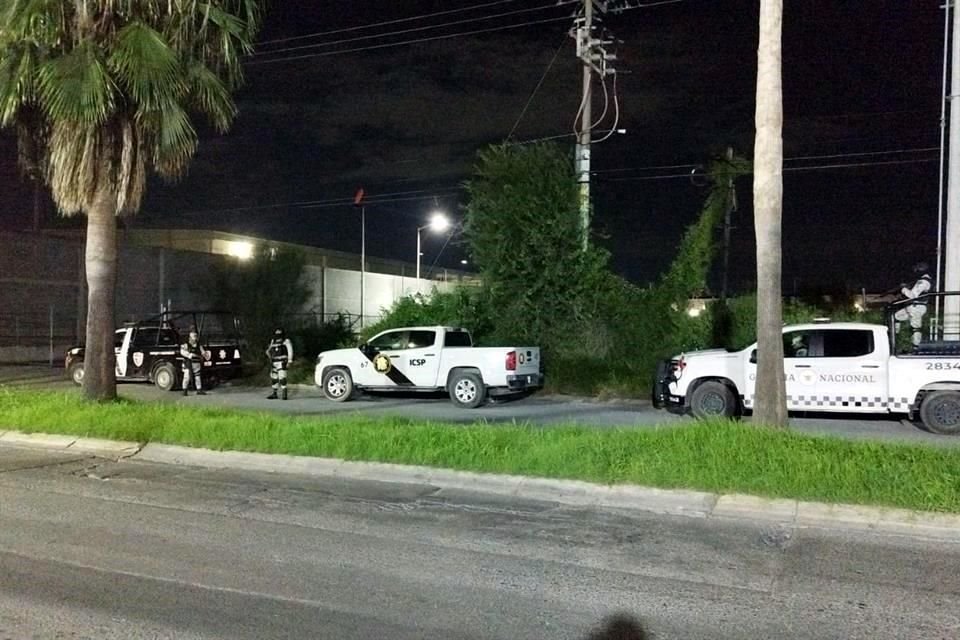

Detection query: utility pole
(572, 0), (619, 251)
(720, 146), (738, 301)
(353, 188), (366, 330)
(944, 0), (960, 340)
(574, 0), (594, 252)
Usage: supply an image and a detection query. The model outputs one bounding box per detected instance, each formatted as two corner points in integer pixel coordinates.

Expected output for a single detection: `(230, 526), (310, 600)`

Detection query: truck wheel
(689, 381), (738, 420)
(449, 371), (486, 409)
(322, 367), (354, 402)
(67, 361), (85, 386)
(152, 362), (178, 392)
(919, 391), (960, 435)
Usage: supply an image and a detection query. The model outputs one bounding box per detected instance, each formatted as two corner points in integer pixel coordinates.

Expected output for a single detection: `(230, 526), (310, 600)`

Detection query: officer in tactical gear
(266, 327), (294, 400)
(180, 327), (209, 396)
(894, 262), (933, 347)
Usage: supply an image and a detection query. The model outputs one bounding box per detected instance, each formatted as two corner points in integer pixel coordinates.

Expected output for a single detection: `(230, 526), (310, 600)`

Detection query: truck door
(743, 329), (819, 410)
(357, 330), (409, 387)
(114, 329), (131, 378)
(394, 329), (441, 386)
(811, 328), (888, 413)
(129, 327), (159, 379)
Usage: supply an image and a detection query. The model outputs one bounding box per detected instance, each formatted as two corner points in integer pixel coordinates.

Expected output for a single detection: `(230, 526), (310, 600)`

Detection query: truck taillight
(506, 350), (517, 371)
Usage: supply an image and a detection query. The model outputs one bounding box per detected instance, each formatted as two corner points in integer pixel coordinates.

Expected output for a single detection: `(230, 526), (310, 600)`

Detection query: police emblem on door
(373, 353), (392, 373)
(132, 352), (144, 367)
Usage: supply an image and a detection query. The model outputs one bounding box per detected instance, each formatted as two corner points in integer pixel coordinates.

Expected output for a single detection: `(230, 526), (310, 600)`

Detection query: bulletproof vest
(183, 340), (202, 356)
(269, 339), (287, 360)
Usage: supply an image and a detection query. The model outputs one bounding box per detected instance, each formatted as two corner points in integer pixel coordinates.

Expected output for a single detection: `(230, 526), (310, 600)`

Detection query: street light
(417, 212), (450, 281)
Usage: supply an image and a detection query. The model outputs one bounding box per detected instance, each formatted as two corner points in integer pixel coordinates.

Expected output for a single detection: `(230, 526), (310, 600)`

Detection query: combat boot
(267, 391), (278, 399)
(282, 388), (288, 400)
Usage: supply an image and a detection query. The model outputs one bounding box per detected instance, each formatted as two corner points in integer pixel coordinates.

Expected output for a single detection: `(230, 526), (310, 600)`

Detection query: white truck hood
(674, 348), (737, 361)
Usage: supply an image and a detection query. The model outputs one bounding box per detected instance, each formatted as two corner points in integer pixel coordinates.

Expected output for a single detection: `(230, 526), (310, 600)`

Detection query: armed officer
(894, 262), (933, 347)
(180, 327), (209, 396)
(266, 327), (294, 400)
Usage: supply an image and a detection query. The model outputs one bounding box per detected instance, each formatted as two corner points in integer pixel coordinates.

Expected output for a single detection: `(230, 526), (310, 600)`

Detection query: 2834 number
(925, 362), (960, 370)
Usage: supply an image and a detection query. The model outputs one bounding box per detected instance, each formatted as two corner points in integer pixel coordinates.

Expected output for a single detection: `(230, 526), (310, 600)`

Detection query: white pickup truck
(314, 326), (543, 408)
(653, 315), (960, 435)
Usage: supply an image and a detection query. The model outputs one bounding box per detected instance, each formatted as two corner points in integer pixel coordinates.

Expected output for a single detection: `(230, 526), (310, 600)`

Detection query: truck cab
(654, 293), (960, 435)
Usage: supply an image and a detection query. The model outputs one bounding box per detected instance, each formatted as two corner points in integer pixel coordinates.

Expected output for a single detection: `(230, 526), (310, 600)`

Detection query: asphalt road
(0, 446), (958, 639)
(0, 364), (956, 446)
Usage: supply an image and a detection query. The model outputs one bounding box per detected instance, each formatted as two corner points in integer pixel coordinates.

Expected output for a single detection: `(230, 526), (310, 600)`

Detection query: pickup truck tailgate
(513, 347), (540, 375)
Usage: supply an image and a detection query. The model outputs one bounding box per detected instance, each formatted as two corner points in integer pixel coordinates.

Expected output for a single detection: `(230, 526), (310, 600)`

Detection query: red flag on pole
(353, 188), (365, 206)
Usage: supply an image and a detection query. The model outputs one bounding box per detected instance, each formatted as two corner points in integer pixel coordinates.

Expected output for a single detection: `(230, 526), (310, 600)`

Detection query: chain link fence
(0, 308), (79, 365)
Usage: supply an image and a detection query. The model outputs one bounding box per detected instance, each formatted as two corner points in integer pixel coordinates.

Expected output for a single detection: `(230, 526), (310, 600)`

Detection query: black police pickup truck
(65, 310), (244, 391)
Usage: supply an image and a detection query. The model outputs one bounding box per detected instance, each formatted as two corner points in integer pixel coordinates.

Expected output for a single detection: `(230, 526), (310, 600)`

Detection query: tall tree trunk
(81, 187), (118, 402)
(752, 0), (787, 428)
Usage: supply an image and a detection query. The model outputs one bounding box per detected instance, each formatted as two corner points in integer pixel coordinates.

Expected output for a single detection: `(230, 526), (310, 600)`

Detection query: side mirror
(749, 350), (757, 364)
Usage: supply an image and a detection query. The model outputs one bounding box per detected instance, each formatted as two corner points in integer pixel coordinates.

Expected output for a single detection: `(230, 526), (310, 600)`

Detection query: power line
(179, 188), (464, 216)
(252, 2), (577, 58)
(245, 16), (576, 66)
(256, 0), (519, 46)
(599, 156), (938, 182)
(787, 146), (939, 161)
(506, 36), (568, 140)
(593, 146), (941, 175)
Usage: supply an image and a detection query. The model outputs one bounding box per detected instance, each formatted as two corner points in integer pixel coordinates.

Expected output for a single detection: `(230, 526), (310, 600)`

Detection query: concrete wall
(0, 231), (461, 362)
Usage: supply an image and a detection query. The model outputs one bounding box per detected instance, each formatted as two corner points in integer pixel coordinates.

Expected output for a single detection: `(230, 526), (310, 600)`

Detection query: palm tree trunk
(753, 0), (787, 428)
(81, 186), (118, 401)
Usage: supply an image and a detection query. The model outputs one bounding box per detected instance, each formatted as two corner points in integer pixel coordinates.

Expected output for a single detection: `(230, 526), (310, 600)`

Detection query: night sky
(0, 1), (946, 293)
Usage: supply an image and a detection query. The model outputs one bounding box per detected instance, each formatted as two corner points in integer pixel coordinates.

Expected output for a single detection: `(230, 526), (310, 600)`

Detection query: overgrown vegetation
(2, 389), (959, 513)
(352, 144), (884, 398)
(209, 249), (353, 379)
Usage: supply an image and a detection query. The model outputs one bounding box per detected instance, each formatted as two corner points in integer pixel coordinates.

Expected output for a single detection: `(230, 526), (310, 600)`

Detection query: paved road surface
(0, 364), (955, 446)
(0, 446), (957, 639)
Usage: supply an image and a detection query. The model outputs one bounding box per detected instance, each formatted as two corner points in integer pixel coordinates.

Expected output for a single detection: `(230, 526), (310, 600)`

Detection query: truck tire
(919, 390), (960, 436)
(322, 367), (354, 402)
(152, 362), (178, 392)
(449, 371), (486, 409)
(67, 361), (85, 386)
(689, 381), (738, 420)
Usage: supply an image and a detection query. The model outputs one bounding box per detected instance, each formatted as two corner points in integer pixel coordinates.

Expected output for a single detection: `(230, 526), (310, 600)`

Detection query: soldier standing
(180, 327), (209, 396)
(894, 262), (933, 347)
(266, 327), (294, 400)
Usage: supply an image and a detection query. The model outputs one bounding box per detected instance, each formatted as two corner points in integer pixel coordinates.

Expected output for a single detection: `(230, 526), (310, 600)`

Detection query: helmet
(274, 327), (284, 338)
(913, 262), (930, 274)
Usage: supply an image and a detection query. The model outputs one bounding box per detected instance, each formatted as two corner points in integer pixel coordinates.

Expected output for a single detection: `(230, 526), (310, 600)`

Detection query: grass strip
(1, 388), (959, 513)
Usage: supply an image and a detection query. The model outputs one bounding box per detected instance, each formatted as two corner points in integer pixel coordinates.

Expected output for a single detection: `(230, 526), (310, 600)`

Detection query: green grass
(2, 388), (959, 513)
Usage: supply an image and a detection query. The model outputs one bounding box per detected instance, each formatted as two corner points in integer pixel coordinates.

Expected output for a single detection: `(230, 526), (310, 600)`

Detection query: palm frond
(185, 59), (235, 132)
(108, 21), (185, 111)
(140, 102), (197, 179)
(36, 43), (115, 125)
(0, 44), (35, 126)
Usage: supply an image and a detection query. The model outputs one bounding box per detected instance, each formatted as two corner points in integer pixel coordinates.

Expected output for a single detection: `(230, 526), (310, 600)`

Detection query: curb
(2, 432), (958, 541)
(133, 442), (960, 541)
(0, 431), (142, 459)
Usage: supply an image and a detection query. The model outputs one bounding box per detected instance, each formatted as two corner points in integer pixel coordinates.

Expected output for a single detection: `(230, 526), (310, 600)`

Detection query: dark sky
(0, 0), (946, 293)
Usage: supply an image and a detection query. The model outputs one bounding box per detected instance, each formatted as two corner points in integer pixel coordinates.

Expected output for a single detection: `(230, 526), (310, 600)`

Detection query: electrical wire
(593, 146), (941, 175)
(610, 0), (687, 11)
(506, 36), (568, 140)
(245, 15), (578, 66)
(599, 157), (938, 182)
(592, 72), (620, 143)
(252, 2), (577, 58)
(179, 188), (464, 216)
(591, 72), (610, 129)
(256, 0), (519, 46)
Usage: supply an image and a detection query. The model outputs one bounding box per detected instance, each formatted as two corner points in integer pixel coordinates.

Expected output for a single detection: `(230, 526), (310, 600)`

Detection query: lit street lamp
(417, 211), (450, 281)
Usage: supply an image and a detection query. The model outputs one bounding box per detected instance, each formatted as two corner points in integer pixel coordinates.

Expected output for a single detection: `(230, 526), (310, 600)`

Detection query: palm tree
(752, 0), (788, 427)
(0, 0), (260, 401)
